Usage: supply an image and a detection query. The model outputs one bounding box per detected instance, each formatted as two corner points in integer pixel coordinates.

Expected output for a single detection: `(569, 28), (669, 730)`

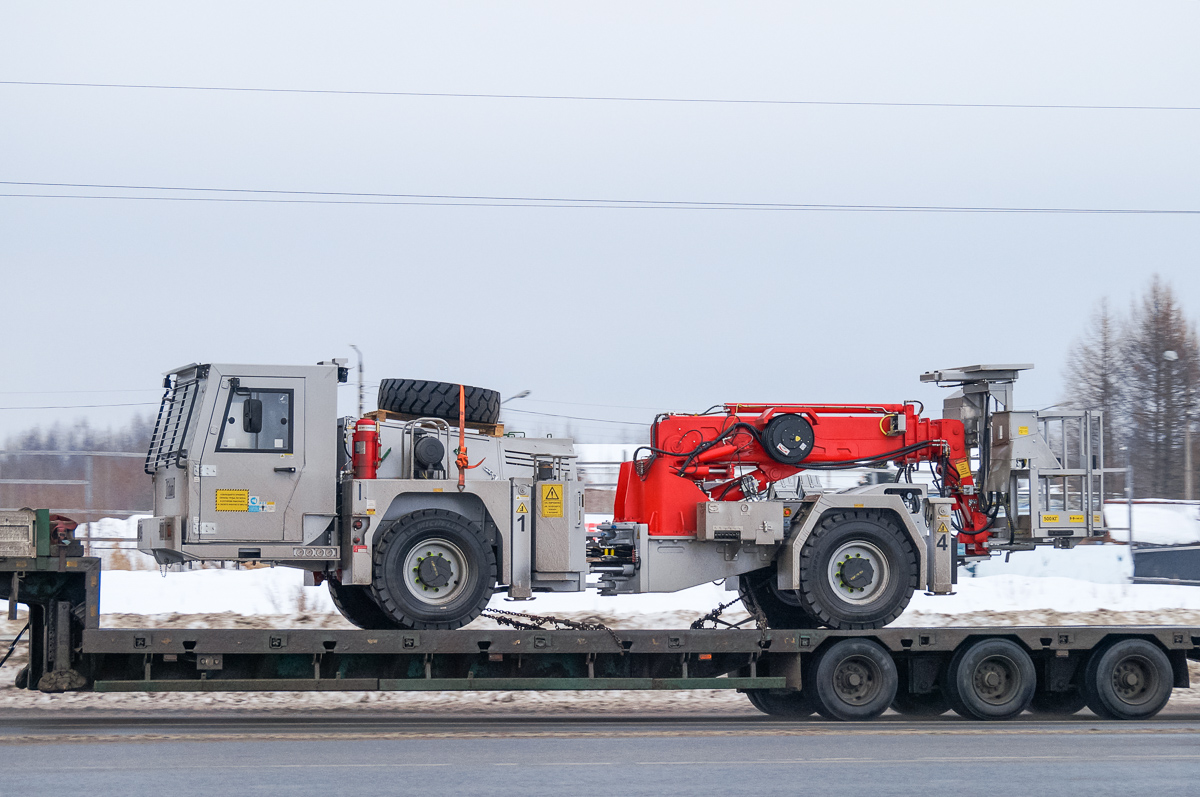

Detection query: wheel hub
(827, 541), (890, 604)
(416, 554), (452, 588)
(973, 657), (1016, 704)
(402, 539), (468, 606)
(832, 656), (878, 705)
(1112, 657), (1153, 704)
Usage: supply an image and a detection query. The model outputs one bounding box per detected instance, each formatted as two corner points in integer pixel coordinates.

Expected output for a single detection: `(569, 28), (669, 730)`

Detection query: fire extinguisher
(352, 418), (380, 479)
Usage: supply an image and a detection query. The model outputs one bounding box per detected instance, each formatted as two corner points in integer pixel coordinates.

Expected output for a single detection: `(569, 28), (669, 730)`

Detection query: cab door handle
(274, 467), (296, 473)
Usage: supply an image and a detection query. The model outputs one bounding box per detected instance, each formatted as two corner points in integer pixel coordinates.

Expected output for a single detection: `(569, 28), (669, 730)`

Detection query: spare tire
(378, 379), (501, 425)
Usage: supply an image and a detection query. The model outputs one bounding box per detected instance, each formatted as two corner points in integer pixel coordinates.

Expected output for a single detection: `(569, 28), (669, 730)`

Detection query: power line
(503, 408), (650, 426)
(2, 184), (1198, 215)
(0, 402), (157, 411)
(3, 80), (1199, 112)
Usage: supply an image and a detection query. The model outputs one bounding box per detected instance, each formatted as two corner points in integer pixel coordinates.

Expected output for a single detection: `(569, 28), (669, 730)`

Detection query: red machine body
(613, 402), (993, 553)
(352, 418), (381, 480)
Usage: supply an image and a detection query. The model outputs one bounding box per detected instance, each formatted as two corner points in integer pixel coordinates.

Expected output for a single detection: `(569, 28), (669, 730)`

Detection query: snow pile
(1104, 501), (1200, 546)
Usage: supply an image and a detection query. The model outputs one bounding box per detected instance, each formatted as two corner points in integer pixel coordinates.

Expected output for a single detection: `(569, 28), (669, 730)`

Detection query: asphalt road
(3, 712), (1199, 797)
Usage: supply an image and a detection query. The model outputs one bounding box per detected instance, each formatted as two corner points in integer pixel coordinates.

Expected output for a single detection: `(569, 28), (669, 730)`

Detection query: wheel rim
(1110, 654), (1159, 706)
(972, 654), (1020, 705)
(826, 540), (890, 604)
(830, 654), (882, 706)
(402, 538), (469, 606)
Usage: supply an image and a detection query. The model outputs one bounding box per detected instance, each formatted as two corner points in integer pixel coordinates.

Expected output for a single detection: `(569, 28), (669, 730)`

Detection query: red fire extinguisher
(352, 418), (380, 479)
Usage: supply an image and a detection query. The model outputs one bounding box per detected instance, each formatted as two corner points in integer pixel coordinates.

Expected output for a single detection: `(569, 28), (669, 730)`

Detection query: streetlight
(1164, 350), (1192, 500)
(502, 390), (531, 405)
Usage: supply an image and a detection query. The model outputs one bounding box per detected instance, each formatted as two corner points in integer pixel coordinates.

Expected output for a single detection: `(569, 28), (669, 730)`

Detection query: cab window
(217, 388), (293, 452)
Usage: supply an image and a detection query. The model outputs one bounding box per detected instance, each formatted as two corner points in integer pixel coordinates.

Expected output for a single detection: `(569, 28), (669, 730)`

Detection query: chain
(691, 594), (771, 649)
(480, 608), (625, 650)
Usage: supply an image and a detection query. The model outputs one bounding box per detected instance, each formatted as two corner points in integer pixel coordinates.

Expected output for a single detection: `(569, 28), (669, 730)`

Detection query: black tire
(796, 510), (918, 629)
(1082, 638), (1173, 721)
(891, 688), (951, 717)
(809, 638), (898, 721)
(327, 577), (403, 630)
(1028, 686), (1087, 716)
(943, 638), (1036, 720)
(378, 379), (500, 425)
(371, 508), (497, 630)
(738, 568), (820, 629)
(744, 689), (815, 718)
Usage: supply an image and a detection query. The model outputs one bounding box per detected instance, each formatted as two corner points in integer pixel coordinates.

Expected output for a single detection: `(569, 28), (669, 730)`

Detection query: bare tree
(1122, 276), (1200, 499)
(1063, 298), (1126, 463)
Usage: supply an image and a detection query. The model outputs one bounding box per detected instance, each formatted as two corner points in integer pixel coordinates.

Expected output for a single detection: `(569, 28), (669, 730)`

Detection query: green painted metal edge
(35, 509), (50, 558)
(377, 676), (788, 692)
(91, 676), (787, 693)
(93, 678), (380, 693)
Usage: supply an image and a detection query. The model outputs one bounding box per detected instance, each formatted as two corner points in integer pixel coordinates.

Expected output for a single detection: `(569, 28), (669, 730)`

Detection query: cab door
(197, 375), (305, 543)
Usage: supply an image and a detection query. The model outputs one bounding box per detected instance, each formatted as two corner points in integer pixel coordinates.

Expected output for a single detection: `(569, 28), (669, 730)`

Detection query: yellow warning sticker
(1042, 513), (1061, 524)
(1069, 513), (1085, 524)
(954, 460), (971, 479)
(1094, 513), (1103, 524)
(515, 501), (529, 515)
(540, 484), (564, 518)
(215, 489), (250, 512)
(1017, 426), (1030, 436)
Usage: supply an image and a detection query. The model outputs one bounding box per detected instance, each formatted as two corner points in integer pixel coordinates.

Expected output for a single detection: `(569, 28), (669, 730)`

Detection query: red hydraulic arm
(613, 402), (993, 554)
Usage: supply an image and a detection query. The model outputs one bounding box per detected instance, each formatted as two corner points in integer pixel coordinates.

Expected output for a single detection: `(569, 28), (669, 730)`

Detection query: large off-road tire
(795, 510), (918, 630)
(738, 567), (820, 629)
(327, 577), (403, 630)
(744, 688), (815, 718)
(371, 509), (497, 630)
(377, 379), (501, 425)
(943, 638), (1036, 720)
(1082, 638), (1173, 720)
(808, 638), (898, 721)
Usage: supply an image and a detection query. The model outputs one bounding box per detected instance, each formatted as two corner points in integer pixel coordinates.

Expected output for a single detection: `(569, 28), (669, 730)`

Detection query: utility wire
(2, 185), (1198, 215)
(503, 408), (650, 426)
(3, 80), (1199, 112)
(0, 402), (157, 411)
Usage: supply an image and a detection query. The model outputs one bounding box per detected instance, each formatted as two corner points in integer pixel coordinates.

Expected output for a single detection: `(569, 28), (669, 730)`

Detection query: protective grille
(144, 376), (201, 474)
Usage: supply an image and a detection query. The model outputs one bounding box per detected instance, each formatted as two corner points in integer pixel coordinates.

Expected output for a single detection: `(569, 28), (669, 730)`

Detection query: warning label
(515, 501), (529, 515)
(954, 460), (971, 479)
(215, 489), (250, 512)
(540, 484), (564, 518)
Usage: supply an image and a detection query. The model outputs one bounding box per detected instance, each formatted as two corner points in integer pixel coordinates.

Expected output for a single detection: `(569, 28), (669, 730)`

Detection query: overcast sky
(2, 2), (1199, 443)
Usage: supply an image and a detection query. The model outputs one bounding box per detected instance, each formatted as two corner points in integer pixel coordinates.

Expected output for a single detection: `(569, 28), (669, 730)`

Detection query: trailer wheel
(1028, 686), (1087, 716)
(738, 568), (820, 629)
(327, 577), (403, 630)
(809, 638), (897, 721)
(377, 379), (501, 425)
(371, 509), (497, 630)
(744, 689), (815, 718)
(796, 510), (917, 629)
(1082, 638), (1173, 720)
(891, 687), (950, 716)
(943, 638), (1035, 720)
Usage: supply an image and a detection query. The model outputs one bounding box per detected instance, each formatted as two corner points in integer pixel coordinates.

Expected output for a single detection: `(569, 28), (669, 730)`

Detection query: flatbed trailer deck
(2, 533), (1197, 721)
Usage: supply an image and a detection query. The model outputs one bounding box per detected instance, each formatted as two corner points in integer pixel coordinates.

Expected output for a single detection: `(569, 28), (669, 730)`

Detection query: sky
(2, 2), (1199, 444)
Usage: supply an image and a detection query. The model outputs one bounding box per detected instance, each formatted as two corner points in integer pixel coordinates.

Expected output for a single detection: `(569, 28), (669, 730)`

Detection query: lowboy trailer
(1, 513), (1196, 722)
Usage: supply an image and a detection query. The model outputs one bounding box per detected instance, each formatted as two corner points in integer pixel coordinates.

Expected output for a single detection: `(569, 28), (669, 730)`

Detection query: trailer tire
(377, 379), (501, 425)
(809, 638), (897, 721)
(327, 577), (404, 630)
(738, 568), (820, 629)
(1028, 686), (1087, 716)
(1082, 638), (1173, 721)
(796, 510), (917, 630)
(371, 509), (497, 630)
(744, 689), (815, 718)
(943, 638), (1035, 720)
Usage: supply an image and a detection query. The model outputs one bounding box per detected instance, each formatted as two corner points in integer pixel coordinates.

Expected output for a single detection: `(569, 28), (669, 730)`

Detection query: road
(3, 711), (1199, 796)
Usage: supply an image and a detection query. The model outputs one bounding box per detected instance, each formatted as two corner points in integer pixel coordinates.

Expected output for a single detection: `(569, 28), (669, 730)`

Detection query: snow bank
(1105, 501), (1200, 546)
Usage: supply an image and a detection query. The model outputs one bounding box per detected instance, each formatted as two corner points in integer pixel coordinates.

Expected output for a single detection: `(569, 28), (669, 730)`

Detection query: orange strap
(456, 384), (468, 491)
